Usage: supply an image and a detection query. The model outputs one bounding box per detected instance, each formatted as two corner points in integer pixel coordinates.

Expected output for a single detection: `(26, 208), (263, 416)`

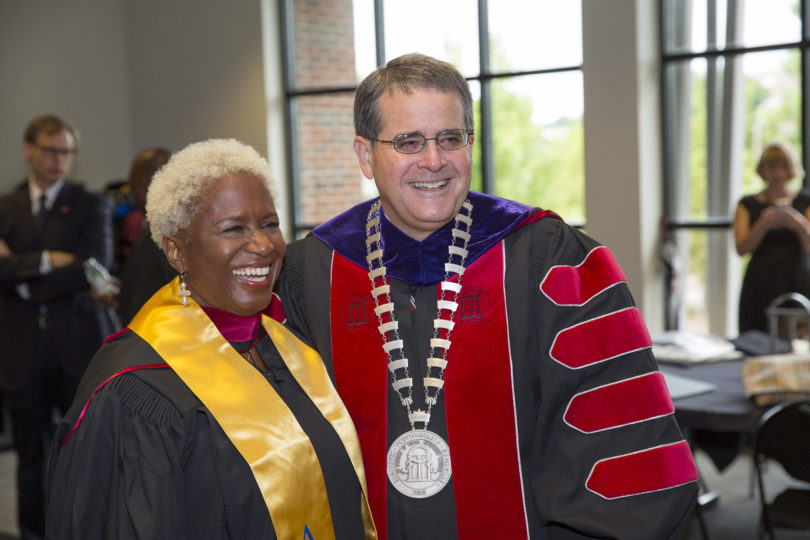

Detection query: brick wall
(293, 0), (366, 227)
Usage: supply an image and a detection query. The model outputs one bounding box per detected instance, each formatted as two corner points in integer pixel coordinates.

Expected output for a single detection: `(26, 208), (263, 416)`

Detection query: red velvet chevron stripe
(551, 308), (652, 368)
(540, 246), (626, 306)
(586, 440), (699, 499)
(564, 372), (675, 433)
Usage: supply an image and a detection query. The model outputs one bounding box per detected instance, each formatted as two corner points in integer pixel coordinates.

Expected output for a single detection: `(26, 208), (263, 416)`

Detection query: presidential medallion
(387, 430), (452, 498)
(368, 199), (472, 500)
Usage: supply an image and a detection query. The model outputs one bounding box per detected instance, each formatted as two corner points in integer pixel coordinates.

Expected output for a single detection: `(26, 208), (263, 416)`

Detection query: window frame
(659, 0), (810, 333)
(279, 0), (584, 237)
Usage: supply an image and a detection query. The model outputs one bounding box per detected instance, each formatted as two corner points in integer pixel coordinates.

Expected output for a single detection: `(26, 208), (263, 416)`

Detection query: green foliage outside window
(470, 79), (585, 224)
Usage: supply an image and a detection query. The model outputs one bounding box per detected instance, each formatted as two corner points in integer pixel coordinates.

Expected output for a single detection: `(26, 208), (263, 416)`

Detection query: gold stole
(129, 277), (376, 540)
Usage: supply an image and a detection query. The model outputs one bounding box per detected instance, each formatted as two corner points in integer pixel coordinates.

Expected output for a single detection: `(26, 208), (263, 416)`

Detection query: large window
(661, 0), (808, 335)
(280, 0), (584, 238)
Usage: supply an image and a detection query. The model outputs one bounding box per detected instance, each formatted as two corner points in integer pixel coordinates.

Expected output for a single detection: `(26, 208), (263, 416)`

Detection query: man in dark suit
(116, 146), (176, 325)
(0, 114), (115, 540)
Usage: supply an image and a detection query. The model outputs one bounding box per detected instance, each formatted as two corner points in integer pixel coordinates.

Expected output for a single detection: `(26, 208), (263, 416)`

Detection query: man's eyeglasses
(35, 145), (77, 158)
(374, 129), (473, 154)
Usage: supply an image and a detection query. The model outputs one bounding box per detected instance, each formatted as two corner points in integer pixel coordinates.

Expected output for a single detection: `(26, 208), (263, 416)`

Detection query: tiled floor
(0, 449), (17, 539)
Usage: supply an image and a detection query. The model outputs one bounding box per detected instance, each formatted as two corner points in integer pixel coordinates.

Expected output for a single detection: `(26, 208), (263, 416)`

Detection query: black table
(659, 358), (768, 512)
(659, 358), (764, 435)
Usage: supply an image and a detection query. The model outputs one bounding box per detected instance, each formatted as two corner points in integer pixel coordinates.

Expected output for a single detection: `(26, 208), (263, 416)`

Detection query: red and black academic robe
(278, 191), (698, 540)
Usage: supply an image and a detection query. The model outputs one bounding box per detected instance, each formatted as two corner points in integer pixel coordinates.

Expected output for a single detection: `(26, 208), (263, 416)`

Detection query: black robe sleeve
(45, 336), (277, 540)
(518, 219), (697, 539)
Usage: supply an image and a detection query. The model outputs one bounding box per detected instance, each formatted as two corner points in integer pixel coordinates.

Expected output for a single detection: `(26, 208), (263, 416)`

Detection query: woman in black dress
(735, 140), (810, 333)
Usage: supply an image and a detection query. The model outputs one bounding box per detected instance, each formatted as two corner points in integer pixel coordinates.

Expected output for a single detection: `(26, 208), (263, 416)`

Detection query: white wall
(583, 0), (665, 333)
(0, 0), (269, 193)
(0, 0), (134, 190)
(122, 0), (267, 157)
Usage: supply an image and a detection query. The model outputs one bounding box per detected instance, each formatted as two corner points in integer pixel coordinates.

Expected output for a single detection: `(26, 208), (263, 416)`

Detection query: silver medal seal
(387, 429), (452, 498)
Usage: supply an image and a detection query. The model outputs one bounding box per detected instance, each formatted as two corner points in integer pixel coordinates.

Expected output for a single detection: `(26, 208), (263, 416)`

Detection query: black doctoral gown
(46, 329), (367, 539)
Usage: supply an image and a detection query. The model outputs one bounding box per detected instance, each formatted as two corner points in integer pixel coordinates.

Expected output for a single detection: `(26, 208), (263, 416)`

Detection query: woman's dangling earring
(179, 272), (191, 307)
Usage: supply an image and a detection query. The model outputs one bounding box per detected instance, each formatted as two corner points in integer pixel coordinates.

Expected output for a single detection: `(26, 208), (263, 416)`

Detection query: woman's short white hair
(146, 138), (277, 245)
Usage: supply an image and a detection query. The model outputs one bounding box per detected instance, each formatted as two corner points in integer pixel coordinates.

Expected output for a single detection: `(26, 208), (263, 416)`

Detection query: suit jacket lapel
(15, 182), (33, 219)
(6, 183), (38, 250)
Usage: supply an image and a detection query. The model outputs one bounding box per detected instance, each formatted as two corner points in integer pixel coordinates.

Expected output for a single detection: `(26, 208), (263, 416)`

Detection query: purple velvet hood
(312, 191), (540, 286)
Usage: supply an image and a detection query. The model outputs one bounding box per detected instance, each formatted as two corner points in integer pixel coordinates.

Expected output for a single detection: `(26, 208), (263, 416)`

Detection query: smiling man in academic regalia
(279, 53), (699, 540)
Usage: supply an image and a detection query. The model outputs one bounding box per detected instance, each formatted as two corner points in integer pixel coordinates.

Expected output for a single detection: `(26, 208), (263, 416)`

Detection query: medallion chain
(365, 198), (474, 430)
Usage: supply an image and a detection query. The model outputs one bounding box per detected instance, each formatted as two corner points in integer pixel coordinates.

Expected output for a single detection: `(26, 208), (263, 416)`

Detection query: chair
(752, 400), (810, 539)
(765, 292), (810, 352)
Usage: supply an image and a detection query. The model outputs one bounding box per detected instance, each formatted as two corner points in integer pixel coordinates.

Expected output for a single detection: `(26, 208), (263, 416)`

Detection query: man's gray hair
(354, 53), (474, 141)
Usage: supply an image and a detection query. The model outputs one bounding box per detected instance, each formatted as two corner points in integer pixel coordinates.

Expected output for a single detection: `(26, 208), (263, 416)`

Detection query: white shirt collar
(29, 177), (65, 213)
